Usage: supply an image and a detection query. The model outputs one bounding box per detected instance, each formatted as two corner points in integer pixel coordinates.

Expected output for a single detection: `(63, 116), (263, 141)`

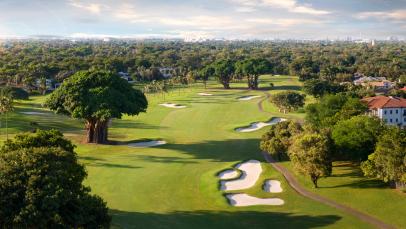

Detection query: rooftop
(362, 96), (406, 109)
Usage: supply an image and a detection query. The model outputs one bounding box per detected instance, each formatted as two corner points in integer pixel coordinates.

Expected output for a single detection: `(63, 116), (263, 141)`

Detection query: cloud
(68, 0), (106, 14)
(246, 18), (323, 26)
(231, 0), (330, 15)
(357, 9), (406, 21)
(112, 3), (150, 23)
(262, 0), (330, 15)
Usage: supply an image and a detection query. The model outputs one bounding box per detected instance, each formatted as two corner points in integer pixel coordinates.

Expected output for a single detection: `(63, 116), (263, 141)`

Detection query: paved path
(258, 93), (395, 229)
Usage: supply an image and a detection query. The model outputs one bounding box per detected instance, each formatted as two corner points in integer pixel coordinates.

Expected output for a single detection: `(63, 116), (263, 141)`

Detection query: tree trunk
(253, 75), (259, 89)
(5, 112), (8, 140)
(311, 174), (319, 188)
(222, 80), (230, 89)
(247, 75), (259, 90)
(85, 119), (109, 144)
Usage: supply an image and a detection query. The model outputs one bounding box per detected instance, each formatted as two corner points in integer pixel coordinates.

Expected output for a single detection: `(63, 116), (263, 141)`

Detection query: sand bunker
(198, 93), (213, 96)
(20, 111), (48, 115)
(226, 194), (284, 206)
(218, 170), (239, 180)
(159, 103), (186, 109)
(238, 95), (261, 101)
(128, 140), (167, 147)
(220, 160), (262, 191)
(264, 180), (283, 193)
(236, 117), (287, 133)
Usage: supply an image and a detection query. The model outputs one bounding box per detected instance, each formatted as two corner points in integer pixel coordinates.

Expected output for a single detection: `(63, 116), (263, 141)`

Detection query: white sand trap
(159, 103), (186, 109)
(264, 180), (283, 193)
(220, 160), (262, 191)
(128, 140), (167, 147)
(226, 194), (284, 206)
(236, 118), (287, 133)
(20, 111), (48, 115)
(238, 95), (261, 101)
(218, 169), (239, 180)
(198, 93), (213, 96)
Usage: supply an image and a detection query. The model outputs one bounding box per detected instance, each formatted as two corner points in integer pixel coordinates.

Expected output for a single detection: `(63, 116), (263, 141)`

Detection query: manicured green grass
(281, 161), (406, 228)
(1, 75), (377, 228)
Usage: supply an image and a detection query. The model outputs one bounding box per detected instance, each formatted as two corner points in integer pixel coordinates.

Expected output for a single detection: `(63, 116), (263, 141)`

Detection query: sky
(0, 0), (405, 40)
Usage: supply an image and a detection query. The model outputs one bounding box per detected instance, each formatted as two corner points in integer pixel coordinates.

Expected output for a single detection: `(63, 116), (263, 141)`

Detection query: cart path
(258, 92), (395, 229)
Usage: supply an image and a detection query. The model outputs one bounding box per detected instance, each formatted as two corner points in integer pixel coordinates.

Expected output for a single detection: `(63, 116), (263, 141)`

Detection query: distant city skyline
(0, 0), (405, 40)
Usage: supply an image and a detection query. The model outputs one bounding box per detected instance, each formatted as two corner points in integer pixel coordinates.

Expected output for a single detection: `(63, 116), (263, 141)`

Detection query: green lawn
(0, 75), (387, 228)
(281, 161), (406, 228)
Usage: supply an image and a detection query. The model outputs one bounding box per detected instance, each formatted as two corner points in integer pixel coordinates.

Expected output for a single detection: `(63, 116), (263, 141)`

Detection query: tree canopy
(46, 70), (148, 144)
(361, 127), (406, 188)
(288, 132), (332, 188)
(332, 116), (383, 161)
(303, 79), (345, 98)
(260, 121), (302, 160)
(305, 94), (367, 128)
(235, 58), (271, 89)
(270, 91), (306, 113)
(0, 130), (111, 228)
(213, 59), (235, 89)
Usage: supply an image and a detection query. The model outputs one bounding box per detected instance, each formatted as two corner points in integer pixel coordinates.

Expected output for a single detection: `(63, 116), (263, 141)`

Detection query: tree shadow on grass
(156, 138), (263, 162)
(110, 210), (342, 229)
(320, 179), (388, 189)
(112, 121), (168, 130)
(134, 155), (198, 164)
(271, 85), (302, 91)
(79, 156), (142, 169)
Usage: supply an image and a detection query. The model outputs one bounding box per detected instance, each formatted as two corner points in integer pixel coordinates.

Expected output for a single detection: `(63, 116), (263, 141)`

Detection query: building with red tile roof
(362, 96), (406, 127)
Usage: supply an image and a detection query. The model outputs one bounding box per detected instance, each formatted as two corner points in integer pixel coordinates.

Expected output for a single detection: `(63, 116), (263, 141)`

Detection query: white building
(35, 78), (55, 90)
(118, 72), (134, 83)
(362, 96), (406, 128)
(159, 67), (174, 78)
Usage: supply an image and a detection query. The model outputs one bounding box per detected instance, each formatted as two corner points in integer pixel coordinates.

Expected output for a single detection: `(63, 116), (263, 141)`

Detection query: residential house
(354, 76), (393, 91)
(362, 96), (406, 127)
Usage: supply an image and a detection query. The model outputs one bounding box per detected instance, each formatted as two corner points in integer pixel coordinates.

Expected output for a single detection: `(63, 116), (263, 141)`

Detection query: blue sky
(0, 0), (405, 40)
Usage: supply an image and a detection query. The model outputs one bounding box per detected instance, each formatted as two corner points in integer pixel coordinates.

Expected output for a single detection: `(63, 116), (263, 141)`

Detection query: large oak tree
(213, 59), (234, 89)
(235, 58), (271, 90)
(46, 70), (148, 144)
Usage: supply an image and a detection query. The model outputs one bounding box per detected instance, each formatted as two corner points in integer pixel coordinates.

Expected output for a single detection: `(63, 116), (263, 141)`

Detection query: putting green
(2, 76), (376, 228)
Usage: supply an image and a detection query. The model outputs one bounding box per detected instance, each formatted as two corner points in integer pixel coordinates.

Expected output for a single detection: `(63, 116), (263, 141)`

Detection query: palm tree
(0, 87), (14, 140)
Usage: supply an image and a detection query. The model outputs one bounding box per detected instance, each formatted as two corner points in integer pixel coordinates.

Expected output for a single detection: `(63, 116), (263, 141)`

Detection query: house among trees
(362, 96), (406, 128)
(354, 76), (393, 91)
(159, 67), (174, 78)
(35, 78), (55, 91)
(118, 72), (134, 83)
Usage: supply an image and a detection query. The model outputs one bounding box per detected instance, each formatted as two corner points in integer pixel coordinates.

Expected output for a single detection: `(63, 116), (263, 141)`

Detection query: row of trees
(261, 92), (405, 189)
(1, 41), (404, 93)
